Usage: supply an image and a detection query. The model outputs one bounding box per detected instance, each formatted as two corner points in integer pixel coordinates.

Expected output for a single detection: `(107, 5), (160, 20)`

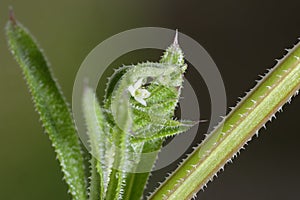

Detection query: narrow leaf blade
(83, 87), (106, 200)
(6, 14), (87, 200)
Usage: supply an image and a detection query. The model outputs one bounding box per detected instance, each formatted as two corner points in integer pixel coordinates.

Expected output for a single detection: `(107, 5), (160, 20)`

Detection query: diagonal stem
(149, 42), (300, 200)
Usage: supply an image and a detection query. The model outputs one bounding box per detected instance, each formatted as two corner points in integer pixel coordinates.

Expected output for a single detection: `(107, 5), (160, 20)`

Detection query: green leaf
(115, 33), (192, 200)
(105, 127), (131, 200)
(88, 157), (101, 200)
(82, 87), (105, 200)
(105, 69), (133, 200)
(82, 32), (194, 200)
(105, 65), (130, 100)
(6, 12), (87, 200)
(131, 120), (195, 143)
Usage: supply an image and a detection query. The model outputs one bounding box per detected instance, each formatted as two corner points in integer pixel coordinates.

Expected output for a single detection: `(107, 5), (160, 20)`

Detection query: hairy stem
(149, 42), (300, 200)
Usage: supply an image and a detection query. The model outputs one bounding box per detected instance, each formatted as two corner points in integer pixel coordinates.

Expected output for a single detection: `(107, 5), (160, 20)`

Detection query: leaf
(131, 120), (195, 143)
(105, 127), (131, 200)
(81, 31), (194, 200)
(105, 73), (133, 200)
(88, 157), (101, 200)
(6, 12), (87, 200)
(105, 65), (130, 100)
(82, 86), (105, 200)
(118, 33), (192, 200)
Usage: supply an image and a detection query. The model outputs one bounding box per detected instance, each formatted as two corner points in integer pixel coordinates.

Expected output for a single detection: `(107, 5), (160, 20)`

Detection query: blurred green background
(0, 0), (299, 199)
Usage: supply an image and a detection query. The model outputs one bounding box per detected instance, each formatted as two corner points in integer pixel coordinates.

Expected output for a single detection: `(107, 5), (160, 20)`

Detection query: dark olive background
(0, 1), (299, 200)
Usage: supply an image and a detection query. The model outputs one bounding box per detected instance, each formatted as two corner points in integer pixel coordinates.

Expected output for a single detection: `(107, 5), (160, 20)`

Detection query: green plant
(6, 10), (300, 200)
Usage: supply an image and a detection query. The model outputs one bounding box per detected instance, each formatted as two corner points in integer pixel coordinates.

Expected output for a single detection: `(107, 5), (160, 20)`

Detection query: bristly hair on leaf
(6, 8), (88, 200)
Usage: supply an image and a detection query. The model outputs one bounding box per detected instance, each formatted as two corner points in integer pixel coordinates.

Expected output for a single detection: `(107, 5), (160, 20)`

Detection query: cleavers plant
(6, 9), (300, 200)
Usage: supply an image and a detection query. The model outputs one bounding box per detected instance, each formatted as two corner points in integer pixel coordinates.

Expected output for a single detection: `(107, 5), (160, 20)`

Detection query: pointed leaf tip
(173, 29), (179, 45)
(8, 7), (16, 25)
(6, 16), (88, 199)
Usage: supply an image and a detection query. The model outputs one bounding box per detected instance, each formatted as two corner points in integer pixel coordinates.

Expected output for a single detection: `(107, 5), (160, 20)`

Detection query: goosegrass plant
(6, 10), (300, 200)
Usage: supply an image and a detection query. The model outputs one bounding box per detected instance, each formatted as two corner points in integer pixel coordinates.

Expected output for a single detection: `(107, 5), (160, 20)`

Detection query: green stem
(88, 157), (101, 200)
(149, 42), (300, 200)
